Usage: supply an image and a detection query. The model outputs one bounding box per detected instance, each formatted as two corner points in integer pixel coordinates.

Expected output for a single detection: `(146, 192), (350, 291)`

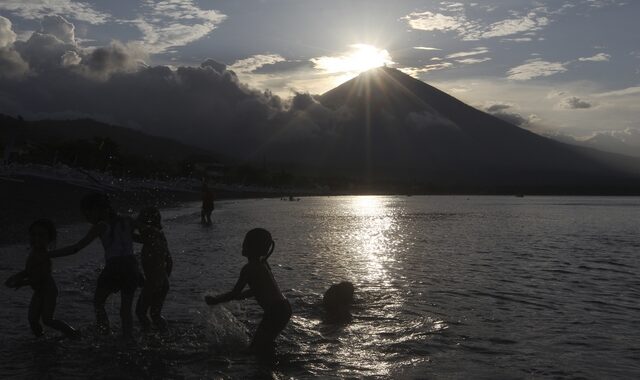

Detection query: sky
(0, 0), (639, 142)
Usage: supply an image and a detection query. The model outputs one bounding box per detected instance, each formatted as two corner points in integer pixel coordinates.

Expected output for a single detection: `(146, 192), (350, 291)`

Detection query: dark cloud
(483, 102), (530, 127)
(0, 15), (345, 162)
(79, 41), (146, 78)
(560, 96), (593, 109)
(201, 58), (226, 73)
(13, 31), (75, 71)
(0, 45), (28, 78)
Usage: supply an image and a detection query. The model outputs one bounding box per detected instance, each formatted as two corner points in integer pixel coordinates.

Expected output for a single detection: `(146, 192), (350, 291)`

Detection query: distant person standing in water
(4, 219), (79, 338)
(205, 228), (291, 353)
(133, 207), (172, 331)
(201, 181), (214, 225)
(54, 193), (140, 338)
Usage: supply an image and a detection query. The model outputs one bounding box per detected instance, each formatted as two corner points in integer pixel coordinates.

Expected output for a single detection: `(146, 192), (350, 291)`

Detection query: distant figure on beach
(322, 281), (355, 324)
(201, 181), (214, 225)
(205, 228), (291, 353)
(54, 193), (140, 338)
(4, 219), (79, 338)
(133, 207), (172, 331)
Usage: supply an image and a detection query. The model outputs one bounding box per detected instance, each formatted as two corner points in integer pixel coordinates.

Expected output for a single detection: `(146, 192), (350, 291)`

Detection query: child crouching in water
(134, 207), (172, 331)
(205, 228), (291, 353)
(4, 219), (79, 338)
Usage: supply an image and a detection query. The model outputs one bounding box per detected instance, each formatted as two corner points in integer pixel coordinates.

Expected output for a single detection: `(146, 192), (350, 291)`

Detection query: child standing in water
(4, 219), (79, 338)
(205, 228), (292, 353)
(56, 193), (140, 338)
(201, 182), (214, 225)
(134, 207), (172, 331)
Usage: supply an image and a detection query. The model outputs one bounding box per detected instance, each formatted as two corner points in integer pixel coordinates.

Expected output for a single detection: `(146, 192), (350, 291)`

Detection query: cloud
(578, 53), (611, 62)
(402, 5), (553, 41)
(413, 46), (442, 51)
(0, 16), (28, 78)
(230, 54), (286, 74)
(0, 47), (29, 78)
(399, 62), (453, 77)
(494, 112), (529, 127)
(559, 96), (594, 109)
(483, 102), (534, 127)
(2, 14), (148, 78)
(474, 12), (549, 39)
(456, 57), (491, 64)
(128, 0), (226, 54)
(446, 47), (489, 59)
(402, 11), (467, 32)
(252, 60), (314, 75)
(0, 15), (351, 162)
(0, 15), (17, 48)
(507, 59), (568, 80)
(0, 0), (110, 24)
(79, 42), (147, 79)
(61, 50), (81, 66)
(40, 15), (75, 44)
(594, 86), (640, 97)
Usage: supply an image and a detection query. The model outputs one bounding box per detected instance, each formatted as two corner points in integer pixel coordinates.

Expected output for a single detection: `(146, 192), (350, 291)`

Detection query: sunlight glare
(312, 44), (394, 75)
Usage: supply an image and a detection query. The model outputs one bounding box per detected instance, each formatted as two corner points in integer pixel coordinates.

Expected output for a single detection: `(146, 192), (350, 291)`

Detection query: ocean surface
(1, 196), (639, 379)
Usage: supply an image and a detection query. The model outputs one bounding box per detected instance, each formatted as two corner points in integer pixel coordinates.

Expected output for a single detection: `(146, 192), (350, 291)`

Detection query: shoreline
(0, 175), (283, 245)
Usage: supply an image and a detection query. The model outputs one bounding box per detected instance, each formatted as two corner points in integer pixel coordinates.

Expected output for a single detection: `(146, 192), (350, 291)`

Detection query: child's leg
(251, 300), (292, 351)
(94, 271), (113, 334)
(40, 282), (77, 337)
(28, 292), (44, 337)
(135, 285), (152, 329)
(120, 289), (135, 338)
(150, 277), (169, 329)
(120, 255), (139, 338)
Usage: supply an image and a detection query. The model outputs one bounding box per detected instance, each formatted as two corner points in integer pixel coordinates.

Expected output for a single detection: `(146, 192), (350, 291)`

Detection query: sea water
(1, 196), (639, 379)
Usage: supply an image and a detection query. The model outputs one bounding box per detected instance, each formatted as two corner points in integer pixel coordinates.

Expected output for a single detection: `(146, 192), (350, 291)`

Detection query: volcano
(296, 66), (640, 192)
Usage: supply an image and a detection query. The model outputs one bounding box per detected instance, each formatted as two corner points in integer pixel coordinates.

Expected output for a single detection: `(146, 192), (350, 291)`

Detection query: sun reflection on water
(348, 196), (396, 284)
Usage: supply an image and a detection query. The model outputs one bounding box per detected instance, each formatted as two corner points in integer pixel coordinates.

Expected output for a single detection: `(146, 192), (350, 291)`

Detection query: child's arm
(205, 266), (250, 305)
(4, 270), (28, 289)
(49, 222), (107, 258)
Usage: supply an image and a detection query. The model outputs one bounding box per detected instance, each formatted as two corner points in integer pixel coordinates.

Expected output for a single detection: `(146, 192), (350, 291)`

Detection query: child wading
(134, 207), (172, 331)
(56, 193), (140, 338)
(4, 219), (79, 338)
(205, 228), (291, 353)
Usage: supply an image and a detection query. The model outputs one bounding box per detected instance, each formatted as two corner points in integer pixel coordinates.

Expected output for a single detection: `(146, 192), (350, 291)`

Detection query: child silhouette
(205, 228), (291, 353)
(5, 219), (79, 338)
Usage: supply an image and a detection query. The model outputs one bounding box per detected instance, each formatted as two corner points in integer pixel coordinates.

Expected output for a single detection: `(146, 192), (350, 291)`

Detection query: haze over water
(1, 196), (639, 378)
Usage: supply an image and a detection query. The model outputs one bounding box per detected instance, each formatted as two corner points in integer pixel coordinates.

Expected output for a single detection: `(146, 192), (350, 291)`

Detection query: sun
(311, 44), (394, 75)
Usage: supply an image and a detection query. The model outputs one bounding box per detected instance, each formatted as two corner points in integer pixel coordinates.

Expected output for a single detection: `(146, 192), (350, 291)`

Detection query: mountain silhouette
(311, 67), (640, 191)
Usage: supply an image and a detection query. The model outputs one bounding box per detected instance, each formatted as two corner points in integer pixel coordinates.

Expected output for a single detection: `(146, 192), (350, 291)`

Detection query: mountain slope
(314, 67), (640, 188)
(0, 114), (217, 162)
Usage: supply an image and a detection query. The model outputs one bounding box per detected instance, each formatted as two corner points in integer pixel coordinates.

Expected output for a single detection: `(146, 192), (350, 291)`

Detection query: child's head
(242, 228), (274, 259)
(29, 219), (57, 250)
(138, 207), (162, 229)
(80, 192), (112, 224)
